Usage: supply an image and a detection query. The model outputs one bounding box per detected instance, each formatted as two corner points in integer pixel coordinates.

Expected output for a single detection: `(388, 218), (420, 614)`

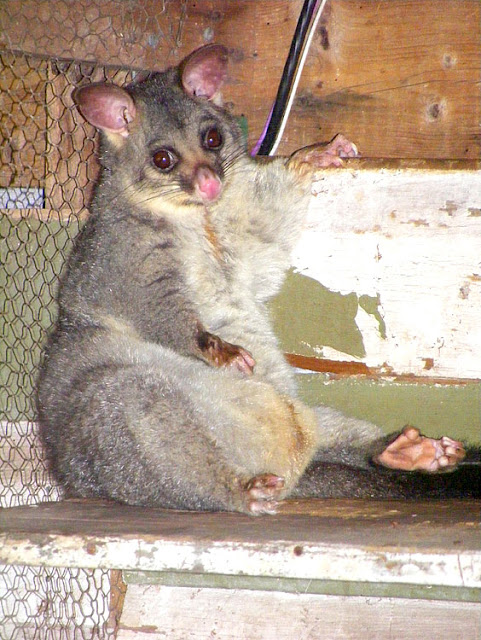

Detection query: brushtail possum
(37, 44), (480, 513)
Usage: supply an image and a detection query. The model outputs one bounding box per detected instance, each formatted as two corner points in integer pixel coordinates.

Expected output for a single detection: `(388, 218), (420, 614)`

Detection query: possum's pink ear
(181, 44), (228, 104)
(73, 84), (136, 138)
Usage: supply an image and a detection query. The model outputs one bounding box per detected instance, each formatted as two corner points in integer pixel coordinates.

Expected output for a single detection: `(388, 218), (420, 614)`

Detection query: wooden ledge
(315, 158), (481, 172)
(286, 354), (481, 384)
(1, 498), (479, 591)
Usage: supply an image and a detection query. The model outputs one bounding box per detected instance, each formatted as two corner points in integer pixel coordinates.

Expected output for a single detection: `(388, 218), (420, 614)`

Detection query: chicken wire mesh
(0, 566), (126, 640)
(0, 52), (137, 509)
(0, 1), (190, 637)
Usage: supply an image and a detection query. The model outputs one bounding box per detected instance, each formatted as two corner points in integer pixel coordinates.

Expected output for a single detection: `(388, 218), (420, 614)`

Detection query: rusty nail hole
(442, 54), (456, 68)
(426, 99), (447, 122)
(422, 357), (434, 370)
(293, 545), (303, 556)
(86, 542), (97, 555)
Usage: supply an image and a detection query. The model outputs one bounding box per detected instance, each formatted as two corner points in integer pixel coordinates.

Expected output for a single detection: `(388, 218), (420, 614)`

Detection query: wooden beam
(287, 0), (481, 159)
(0, 0), (479, 159)
(276, 159), (481, 380)
(1, 499), (480, 588)
(117, 585), (480, 640)
(286, 353), (481, 385)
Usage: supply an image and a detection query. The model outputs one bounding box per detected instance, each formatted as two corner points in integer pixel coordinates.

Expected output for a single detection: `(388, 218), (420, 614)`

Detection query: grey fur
(37, 46), (479, 513)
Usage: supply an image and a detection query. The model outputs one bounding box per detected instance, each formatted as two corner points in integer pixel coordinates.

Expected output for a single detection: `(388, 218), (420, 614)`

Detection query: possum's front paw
(242, 473), (285, 515)
(375, 426), (466, 473)
(287, 133), (359, 173)
(197, 329), (255, 375)
(223, 344), (256, 375)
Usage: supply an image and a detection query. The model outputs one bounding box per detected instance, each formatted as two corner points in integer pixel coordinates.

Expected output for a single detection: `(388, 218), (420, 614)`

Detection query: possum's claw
(243, 474), (285, 515)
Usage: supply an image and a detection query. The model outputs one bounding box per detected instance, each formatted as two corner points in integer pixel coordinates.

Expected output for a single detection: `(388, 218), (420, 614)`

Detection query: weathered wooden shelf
(1, 498), (480, 639)
(1, 498), (479, 589)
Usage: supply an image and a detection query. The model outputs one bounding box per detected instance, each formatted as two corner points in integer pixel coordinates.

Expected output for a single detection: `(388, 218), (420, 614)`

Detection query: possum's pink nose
(195, 166), (222, 202)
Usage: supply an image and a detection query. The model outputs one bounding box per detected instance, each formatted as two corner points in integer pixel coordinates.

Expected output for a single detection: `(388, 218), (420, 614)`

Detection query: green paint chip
(359, 293), (387, 339)
(270, 270), (366, 359)
(271, 272), (389, 359)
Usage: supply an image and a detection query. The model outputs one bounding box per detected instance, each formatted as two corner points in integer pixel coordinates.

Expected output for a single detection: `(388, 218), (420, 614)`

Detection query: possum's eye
(203, 127), (223, 150)
(152, 148), (177, 172)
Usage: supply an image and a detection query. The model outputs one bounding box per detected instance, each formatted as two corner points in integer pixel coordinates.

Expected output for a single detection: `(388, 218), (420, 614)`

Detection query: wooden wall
(0, 0), (479, 431)
(1, 0), (479, 159)
(0, 9), (479, 636)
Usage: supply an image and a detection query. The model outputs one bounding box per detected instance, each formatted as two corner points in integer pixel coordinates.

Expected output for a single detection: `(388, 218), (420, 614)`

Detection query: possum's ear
(181, 44), (228, 105)
(73, 84), (136, 139)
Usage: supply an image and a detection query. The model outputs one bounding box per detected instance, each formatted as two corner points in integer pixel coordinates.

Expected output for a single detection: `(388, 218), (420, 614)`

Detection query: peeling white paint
(296, 168), (481, 378)
(1, 533), (480, 589)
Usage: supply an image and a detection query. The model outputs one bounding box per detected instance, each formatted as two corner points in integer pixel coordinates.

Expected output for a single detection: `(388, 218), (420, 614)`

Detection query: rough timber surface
(116, 589), (479, 640)
(1, 0), (479, 160)
(283, 159), (481, 380)
(0, 499), (480, 589)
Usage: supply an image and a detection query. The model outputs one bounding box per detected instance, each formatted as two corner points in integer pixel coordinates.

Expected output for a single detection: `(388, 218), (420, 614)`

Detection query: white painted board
(295, 166), (481, 378)
(117, 584), (481, 640)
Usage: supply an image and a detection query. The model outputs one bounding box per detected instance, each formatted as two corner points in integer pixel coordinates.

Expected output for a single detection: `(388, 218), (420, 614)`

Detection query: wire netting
(0, 565), (126, 640)
(0, 2), (185, 637)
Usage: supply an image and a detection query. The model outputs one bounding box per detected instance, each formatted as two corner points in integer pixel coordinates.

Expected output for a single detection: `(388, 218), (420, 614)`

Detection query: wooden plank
(275, 159), (481, 379)
(0, 499), (480, 588)
(1, 0), (478, 159)
(109, 569), (128, 631)
(287, 355), (481, 385)
(116, 585), (480, 640)
(284, 0), (481, 159)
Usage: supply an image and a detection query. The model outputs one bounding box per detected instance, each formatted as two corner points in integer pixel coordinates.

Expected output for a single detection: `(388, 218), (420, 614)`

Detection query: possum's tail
(292, 449), (481, 500)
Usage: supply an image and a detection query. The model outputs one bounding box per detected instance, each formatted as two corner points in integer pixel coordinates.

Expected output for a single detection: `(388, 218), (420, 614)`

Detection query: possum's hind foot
(375, 425), (466, 473)
(241, 473), (285, 515)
